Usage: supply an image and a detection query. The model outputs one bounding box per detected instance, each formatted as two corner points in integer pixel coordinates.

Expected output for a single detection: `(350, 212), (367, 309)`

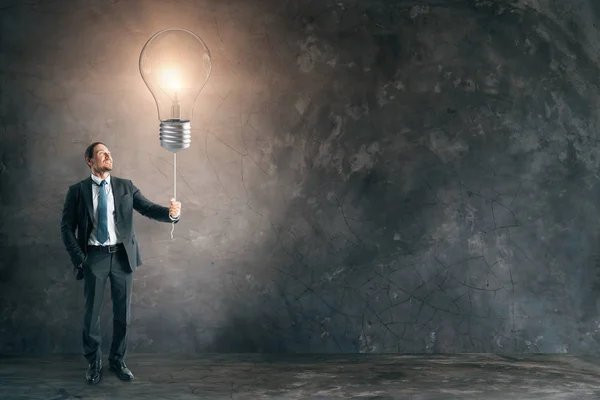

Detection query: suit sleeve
(60, 185), (85, 267)
(131, 181), (179, 223)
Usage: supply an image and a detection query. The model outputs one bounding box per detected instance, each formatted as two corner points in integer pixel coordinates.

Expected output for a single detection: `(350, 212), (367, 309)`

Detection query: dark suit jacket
(60, 175), (178, 280)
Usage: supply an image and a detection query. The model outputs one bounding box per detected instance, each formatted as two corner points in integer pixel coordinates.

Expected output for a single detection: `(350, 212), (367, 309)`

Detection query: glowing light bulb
(139, 28), (212, 239)
(139, 28), (212, 152)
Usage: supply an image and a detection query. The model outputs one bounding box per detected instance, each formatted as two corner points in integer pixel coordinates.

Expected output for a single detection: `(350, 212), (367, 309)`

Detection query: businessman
(60, 142), (181, 384)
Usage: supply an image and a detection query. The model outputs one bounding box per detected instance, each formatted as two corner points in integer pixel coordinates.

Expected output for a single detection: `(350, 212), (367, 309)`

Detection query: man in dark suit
(60, 142), (181, 384)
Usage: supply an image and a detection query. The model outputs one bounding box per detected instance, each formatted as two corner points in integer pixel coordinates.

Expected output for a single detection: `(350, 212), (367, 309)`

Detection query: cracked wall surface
(2, 0), (600, 354)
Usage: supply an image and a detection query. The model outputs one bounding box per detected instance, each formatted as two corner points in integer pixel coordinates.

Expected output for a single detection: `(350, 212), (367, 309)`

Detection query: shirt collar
(91, 173), (111, 186)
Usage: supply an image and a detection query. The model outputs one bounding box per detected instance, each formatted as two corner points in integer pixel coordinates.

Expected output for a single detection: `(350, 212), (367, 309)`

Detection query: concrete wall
(2, 0), (600, 354)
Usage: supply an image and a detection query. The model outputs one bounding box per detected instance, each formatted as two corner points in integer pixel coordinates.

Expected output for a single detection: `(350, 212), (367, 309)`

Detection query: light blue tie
(97, 180), (108, 244)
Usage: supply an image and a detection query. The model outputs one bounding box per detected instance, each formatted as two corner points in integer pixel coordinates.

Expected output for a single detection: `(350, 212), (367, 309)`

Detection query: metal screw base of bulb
(160, 119), (191, 153)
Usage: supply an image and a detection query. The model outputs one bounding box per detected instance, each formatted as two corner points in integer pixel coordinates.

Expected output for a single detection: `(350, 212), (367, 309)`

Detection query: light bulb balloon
(139, 28), (212, 152)
(139, 28), (212, 238)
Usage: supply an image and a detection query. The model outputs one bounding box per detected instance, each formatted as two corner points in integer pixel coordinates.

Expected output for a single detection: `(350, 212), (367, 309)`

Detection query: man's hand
(169, 198), (181, 219)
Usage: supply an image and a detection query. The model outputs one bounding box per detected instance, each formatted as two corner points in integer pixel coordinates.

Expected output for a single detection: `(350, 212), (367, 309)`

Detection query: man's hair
(84, 142), (105, 166)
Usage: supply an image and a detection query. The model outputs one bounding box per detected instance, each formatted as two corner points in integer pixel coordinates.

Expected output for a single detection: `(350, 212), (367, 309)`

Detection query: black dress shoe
(85, 360), (102, 384)
(109, 360), (134, 381)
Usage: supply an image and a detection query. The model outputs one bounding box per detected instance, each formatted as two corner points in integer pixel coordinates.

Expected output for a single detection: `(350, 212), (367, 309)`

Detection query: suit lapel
(111, 176), (123, 205)
(111, 176), (124, 229)
(81, 177), (94, 221)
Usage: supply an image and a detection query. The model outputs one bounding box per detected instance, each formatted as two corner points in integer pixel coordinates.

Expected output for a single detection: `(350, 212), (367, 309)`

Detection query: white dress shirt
(88, 173), (120, 246)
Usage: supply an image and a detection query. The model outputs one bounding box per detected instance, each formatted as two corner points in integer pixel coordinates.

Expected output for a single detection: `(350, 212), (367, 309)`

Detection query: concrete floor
(1, 354), (600, 399)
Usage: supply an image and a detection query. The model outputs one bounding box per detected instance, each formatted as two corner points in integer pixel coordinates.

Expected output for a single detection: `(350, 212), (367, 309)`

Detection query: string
(170, 152), (176, 239)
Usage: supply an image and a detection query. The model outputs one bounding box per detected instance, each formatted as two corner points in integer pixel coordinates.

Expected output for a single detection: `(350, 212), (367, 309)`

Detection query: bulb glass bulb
(139, 28), (212, 152)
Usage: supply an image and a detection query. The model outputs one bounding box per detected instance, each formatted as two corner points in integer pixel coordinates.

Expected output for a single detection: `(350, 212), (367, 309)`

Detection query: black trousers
(82, 246), (133, 364)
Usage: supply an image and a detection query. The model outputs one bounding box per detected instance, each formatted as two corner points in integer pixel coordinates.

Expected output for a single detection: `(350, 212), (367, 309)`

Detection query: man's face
(88, 144), (113, 173)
